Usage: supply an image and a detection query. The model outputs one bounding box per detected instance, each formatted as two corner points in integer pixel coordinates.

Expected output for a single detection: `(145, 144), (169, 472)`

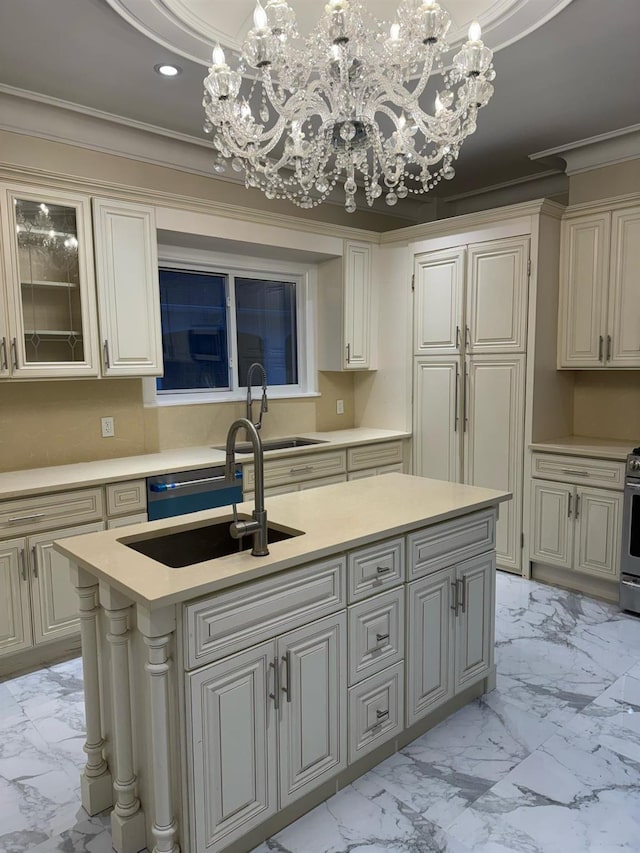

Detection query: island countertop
(55, 473), (510, 609)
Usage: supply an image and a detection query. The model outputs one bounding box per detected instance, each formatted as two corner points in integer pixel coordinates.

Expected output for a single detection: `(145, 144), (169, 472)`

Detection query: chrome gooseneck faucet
(225, 417), (269, 556)
(246, 362), (268, 430)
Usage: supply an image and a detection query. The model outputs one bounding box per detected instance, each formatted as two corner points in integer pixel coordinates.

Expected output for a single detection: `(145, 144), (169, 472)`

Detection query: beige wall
(572, 372), (640, 441)
(0, 372), (355, 473)
(568, 159), (640, 205)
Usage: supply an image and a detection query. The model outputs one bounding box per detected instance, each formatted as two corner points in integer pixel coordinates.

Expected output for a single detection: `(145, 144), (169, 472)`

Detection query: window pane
(157, 268), (229, 391)
(235, 278), (298, 387)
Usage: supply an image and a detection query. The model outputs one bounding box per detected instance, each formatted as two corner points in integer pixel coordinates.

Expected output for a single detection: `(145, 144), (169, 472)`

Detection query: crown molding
(530, 124), (640, 175)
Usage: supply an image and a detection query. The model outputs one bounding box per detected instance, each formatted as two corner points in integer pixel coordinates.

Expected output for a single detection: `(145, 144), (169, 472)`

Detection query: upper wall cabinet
(0, 184), (100, 378)
(93, 198), (163, 376)
(558, 204), (640, 369)
(414, 237), (529, 356)
(318, 241), (373, 371)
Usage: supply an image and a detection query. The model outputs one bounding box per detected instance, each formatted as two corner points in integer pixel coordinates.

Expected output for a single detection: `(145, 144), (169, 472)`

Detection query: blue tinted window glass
(156, 268), (229, 391)
(235, 278), (298, 387)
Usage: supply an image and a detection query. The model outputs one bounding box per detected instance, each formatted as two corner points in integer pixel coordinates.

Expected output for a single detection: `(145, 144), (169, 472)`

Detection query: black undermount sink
(213, 437), (327, 454)
(120, 517), (304, 568)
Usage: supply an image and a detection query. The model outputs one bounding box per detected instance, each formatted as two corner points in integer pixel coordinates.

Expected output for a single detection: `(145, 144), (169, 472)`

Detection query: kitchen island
(55, 473), (510, 853)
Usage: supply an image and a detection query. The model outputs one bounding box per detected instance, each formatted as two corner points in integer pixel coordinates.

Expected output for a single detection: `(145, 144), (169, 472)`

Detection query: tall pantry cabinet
(410, 202), (567, 575)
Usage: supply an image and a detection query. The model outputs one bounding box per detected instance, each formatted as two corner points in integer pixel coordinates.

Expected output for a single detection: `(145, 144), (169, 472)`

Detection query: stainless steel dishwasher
(146, 464), (243, 521)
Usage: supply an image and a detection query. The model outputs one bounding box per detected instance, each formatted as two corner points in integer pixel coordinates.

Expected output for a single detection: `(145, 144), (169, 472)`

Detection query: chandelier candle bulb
(202, 0), (495, 210)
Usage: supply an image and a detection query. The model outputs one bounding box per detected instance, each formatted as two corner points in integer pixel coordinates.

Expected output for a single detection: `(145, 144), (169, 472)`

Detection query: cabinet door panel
(93, 199), (162, 376)
(455, 553), (493, 691)
(530, 479), (573, 569)
(414, 248), (464, 355)
(188, 641), (277, 853)
(575, 487), (622, 579)
(278, 612), (346, 807)
(406, 568), (455, 726)
(344, 242), (371, 369)
(466, 238), (529, 353)
(29, 521), (104, 645)
(0, 538), (32, 658)
(558, 213), (610, 368)
(464, 355), (525, 572)
(607, 207), (640, 367)
(413, 357), (461, 484)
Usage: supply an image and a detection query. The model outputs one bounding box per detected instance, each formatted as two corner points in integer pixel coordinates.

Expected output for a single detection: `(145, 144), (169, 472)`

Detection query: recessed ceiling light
(154, 63), (182, 77)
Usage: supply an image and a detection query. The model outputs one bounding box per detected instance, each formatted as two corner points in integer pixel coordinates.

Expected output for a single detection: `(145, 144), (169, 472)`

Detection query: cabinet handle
(19, 548), (27, 581)
(454, 363), (459, 432)
(465, 325), (470, 350)
(463, 361), (469, 432)
(567, 493), (572, 518)
(103, 339), (110, 369)
(606, 335), (612, 362)
(376, 708), (389, 720)
(376, 565), (392, 575)
(455, 325), (460, 349)
(375, 632), (389, 643)
(366, 709), (389, 733)
(346, 343), (351, 364)
(561, 468), (589, 476)
(0, 337), (7, 371)
(8, 512), (45, 524)
(31, 546), (38, 578)
(269, 658), (280, 711)
(289, 465), (313, 475)
(11, 338), (18, 370)
(450, 581), (458, 613)
(598, 335), (604, 362)
(575, 494), (580, 519)
(458, 577), (466, 613)
(282, 651), (292, 703)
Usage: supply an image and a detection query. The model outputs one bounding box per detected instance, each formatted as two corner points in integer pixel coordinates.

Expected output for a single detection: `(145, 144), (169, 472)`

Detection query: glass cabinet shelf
(21, 279), (79, 289)
(24, 329), (83, 337)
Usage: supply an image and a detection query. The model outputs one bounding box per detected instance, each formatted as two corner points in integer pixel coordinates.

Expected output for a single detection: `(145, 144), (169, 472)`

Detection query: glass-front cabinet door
(0, 185), (99, 377)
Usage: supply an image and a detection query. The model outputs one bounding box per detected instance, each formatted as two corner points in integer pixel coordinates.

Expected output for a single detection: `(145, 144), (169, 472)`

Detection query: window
(154, 260), (314, 402)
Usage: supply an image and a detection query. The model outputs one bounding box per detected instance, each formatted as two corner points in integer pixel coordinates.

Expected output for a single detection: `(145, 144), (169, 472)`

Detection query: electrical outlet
(336, 399), (344, 415)
(101, 416), (115, 438)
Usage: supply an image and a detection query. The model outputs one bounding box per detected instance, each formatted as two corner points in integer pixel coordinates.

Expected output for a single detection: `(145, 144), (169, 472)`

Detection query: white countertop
(0, 428), (410, 501)
(55, 473), (510, 609)
(529, 436), (634, 461)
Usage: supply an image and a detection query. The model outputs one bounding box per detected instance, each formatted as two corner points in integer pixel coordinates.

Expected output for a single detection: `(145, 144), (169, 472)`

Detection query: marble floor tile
(445, 729), (640, 853)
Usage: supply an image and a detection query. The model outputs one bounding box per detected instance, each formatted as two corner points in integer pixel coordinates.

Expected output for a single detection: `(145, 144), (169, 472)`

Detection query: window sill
(145, 388), (321, 408)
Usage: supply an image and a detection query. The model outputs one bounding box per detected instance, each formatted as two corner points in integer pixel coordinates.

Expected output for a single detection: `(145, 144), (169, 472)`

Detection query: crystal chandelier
(202, 0), (495, 212)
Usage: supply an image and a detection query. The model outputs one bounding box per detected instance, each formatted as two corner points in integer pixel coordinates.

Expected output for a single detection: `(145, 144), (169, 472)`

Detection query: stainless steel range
(620, 448), (640, 614)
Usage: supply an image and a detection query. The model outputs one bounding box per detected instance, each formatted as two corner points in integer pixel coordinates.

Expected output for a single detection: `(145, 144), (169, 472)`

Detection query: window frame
(143, 246), (318, 407)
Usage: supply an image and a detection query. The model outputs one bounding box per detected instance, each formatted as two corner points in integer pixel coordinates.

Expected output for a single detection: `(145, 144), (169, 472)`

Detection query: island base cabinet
(187, 612), (347, 853)
(407, 552), (494, 726)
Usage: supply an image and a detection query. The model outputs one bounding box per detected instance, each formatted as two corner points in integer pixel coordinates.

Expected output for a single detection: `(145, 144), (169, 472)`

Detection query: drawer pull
(8, 512), (46, 524)
(376, 708), (389, 720)
(375, 632), (389, 643)
(289, 465), (314, 475)
(366, 708), (389, 732)
(560, 468), (589, 476)
(376, 565), (392, 575)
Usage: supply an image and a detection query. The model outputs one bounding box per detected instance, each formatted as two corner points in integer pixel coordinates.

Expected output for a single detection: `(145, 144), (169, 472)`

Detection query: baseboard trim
(531, 562), (618, 603)
(0, 635), (81, 680)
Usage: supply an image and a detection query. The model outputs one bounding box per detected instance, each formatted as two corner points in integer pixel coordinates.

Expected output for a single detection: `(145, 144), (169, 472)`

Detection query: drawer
(348, 463), (404, 481)
(408, 509), (496, 580)
(348, 537), (405, 603)
(107, 512), (148, 529)
(348, 588), (404, 685)
(184, 556), (346, 669)
(106, 479), (147, 516)
(0, 488), (104, 539)
(299, 473), (347, 490)
(531, 452), (625, 491)
(347, 441), (404, 472)
(348, 662), (404, 764)
(243, 449), (347, 490)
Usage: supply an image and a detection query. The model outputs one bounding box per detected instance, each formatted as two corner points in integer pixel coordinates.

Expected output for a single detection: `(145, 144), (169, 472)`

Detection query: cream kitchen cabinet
(188, 612), (346, 853)
(92, 198), (163, 376)
(414, 236), (529, 356)
(0, 183), (100, 378)
(558, 203), (640, 369)
(414, 354), (525, 573)
(318, 240), (374, 370)
(530, 479), (622, 580)
(0, 520), (104, 660)
(407, 551), (494, 726)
